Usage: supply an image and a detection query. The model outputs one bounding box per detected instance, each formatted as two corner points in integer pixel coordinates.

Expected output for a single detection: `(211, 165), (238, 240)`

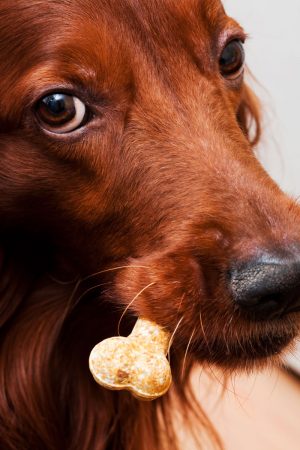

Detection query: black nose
(230, 255), (300, 319)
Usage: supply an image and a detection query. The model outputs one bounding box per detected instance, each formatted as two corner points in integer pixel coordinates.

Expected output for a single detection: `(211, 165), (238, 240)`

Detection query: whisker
(234, 327), (243, 354)
(206, 365), (229, 393)
(198, 310), (233, 393)
(74, 282), (112, 305)
(52, 264), (151, 321)
(289, 348), (300, 364)
(59, 280), (113, 327)
(82, 265), (150, 282)
(53, 278), (82, 329)
(117, 281), (156, 336)
(223, 314), (234, 355)
(47, 273), (80, 285)
(181, 326), (196, 379)
(176, 293), (185, 314)
(67, 278), (82, 306)
(224, 371), (244, 399)
(199, 310), (211, 354)
(167, 316), (184, 356)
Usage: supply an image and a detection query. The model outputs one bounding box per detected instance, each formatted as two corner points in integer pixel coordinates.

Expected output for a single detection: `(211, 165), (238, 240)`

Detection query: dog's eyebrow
(4, 67), (83, 116)
(13, 60), (105, 103)
(218, 23), (247, 47)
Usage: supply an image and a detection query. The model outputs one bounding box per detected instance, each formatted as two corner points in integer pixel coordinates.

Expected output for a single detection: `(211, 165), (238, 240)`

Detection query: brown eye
(36, 93), (87, 133)
(219, 40), (245, 79)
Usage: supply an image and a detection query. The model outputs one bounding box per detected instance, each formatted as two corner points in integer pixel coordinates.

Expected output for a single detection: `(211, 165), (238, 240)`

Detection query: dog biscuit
(89, 318), (172, 401)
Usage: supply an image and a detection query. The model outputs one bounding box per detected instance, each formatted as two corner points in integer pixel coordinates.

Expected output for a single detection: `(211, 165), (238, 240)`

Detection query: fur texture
(0, 1), (299, 449)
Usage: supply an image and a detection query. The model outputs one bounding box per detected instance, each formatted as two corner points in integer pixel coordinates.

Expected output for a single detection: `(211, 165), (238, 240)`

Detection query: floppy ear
(237, 84), (261, 147)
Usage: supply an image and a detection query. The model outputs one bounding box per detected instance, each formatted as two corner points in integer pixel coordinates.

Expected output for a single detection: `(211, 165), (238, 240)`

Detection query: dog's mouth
(166, 292), (300, 369)
(180, 295), (300, 369)
(188, 319), (298, 369)
(110, 249), (300, 370)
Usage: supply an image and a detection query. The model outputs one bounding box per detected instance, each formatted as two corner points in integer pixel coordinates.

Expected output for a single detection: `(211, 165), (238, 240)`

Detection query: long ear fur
(0, 242), (223, 450)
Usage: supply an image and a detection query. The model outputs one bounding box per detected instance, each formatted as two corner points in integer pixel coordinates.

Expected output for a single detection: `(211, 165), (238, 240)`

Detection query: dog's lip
(190, 328), (296, 365)
(284, 303), (300, 315)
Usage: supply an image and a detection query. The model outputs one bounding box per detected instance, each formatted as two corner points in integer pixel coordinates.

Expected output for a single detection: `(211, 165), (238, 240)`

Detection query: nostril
(230, 255), (300, 319)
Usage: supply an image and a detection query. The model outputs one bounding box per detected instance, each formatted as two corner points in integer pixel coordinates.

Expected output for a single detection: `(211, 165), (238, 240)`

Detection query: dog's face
(1, 0), (300, 369)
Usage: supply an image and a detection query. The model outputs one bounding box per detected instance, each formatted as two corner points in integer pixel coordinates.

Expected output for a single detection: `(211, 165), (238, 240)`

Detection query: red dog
(0, 1), (299, 449)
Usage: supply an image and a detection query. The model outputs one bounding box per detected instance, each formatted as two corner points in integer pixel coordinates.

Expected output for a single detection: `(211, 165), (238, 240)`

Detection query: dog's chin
(190, 327), (297, 370)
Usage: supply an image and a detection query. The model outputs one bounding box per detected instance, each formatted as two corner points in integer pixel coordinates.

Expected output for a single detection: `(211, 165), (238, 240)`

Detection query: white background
(224, 0), (300, 197)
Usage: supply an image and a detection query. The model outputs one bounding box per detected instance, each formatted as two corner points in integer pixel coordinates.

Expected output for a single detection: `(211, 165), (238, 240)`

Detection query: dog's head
(1, 0), (300, 371)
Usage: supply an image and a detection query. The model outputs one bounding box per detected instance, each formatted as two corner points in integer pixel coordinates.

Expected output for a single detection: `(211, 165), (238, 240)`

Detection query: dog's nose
(230, 255), (300, 319)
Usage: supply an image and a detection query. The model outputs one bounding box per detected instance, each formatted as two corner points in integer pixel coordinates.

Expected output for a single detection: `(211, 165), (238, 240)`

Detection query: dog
(0, 0), (300, 449)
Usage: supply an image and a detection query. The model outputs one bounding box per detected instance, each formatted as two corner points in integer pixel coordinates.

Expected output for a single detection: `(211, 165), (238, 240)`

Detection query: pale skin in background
(189, 367), (300, 450)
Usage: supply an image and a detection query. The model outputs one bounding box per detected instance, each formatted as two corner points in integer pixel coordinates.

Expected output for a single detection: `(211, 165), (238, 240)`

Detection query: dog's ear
(237, 84), (261, 147)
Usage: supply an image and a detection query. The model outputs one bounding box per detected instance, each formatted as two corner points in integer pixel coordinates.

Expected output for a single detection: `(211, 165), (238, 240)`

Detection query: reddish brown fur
(0, 1), (299, 449)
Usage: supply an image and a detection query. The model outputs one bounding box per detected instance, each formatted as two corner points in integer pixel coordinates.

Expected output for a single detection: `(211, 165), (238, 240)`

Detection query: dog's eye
(36, 93), (87, 133)
(219, 40), (245, 79)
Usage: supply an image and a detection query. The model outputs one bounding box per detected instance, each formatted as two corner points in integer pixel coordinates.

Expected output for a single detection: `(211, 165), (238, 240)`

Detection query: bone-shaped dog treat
(89, 318), (172, 401)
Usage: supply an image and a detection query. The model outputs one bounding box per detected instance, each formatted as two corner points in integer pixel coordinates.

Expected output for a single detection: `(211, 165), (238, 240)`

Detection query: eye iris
(38, 93), (76, 126)
(220, 40), (245, 77)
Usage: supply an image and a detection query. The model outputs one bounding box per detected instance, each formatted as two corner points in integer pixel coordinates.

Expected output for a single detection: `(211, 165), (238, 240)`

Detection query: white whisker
(167, 316), (184, 356)
(181, 326), (196, 379)
(117, 281), (156, 335)
(82, 265), (150, 282)
(199, 310), (211, 354)
(75, 282), (112, 305)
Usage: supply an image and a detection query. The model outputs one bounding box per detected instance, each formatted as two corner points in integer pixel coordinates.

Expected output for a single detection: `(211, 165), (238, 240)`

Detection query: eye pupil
(36, 93), (87, 133)
(39, 93), (76, 126)
(43, 94), (72, 115)
(220, 40), (245, 79)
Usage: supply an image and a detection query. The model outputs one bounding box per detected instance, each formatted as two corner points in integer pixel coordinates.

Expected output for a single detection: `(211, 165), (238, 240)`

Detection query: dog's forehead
(0, 0), (231, 56)
(0, 0), (237, 62)
(0, 0), (242, 112)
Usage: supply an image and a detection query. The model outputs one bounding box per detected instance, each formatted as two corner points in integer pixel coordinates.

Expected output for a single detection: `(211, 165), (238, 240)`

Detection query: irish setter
(0, 0), (299, 449)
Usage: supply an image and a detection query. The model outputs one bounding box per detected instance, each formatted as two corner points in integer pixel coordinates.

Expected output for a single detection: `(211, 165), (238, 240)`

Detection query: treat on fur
(89, 318), (172, 401)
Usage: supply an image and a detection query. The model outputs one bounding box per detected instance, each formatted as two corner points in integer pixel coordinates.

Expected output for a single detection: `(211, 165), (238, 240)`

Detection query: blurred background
(188, 2), (300, 449)
(225, 0), (300, 196)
